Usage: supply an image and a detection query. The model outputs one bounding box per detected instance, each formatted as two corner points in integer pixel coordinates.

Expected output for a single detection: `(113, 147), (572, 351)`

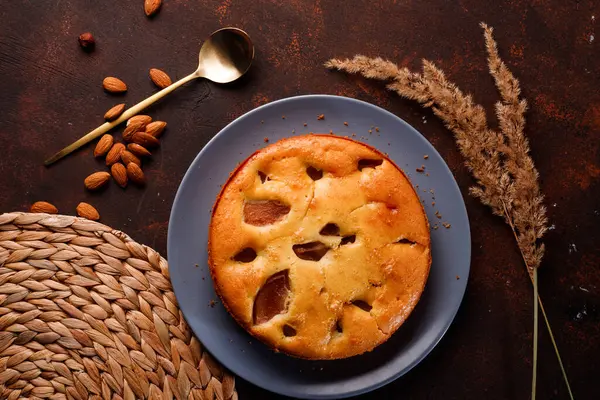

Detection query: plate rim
(168, 94), (471, 398)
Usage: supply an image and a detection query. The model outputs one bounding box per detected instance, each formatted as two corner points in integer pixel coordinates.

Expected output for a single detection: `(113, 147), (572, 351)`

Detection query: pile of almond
(86, 114), (166, 190)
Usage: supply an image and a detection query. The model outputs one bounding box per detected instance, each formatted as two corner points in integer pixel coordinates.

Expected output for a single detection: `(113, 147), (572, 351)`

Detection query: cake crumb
(352, 133), (357, 137)
(209, 300), (217, 308)
(292, 129), (295, 133)
(194, 264), (199, 268)
(443, 222), (452, 229)
(432, 201), (436, 206)
(375, 127), (380, 132)
(329, 129), (333, 134)
(423, 154), (429, 159)
(282, 115), (286, 119)
(304, 123), (308, 127)
(435, 211), (442, 219)
(261, 120), (264, 124)
(416, 166), (425, 173)
(433, 225), (439, 230)
(344, 121), (348, 126)
(317, 114), (325, 120)
(263, 137), (269, 143)
(456, 275), (460, 280)
(368, 129), (372, 134)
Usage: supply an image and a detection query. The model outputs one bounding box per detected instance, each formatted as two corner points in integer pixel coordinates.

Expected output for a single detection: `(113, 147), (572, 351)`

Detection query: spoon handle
(44, 72), (199, 166)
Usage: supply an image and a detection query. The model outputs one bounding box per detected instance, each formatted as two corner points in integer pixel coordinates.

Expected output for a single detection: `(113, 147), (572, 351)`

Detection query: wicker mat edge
(0, 212), (237, 400)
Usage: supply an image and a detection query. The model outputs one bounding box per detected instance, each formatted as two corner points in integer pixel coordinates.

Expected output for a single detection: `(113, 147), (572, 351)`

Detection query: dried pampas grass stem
(326, 23), (573, 399)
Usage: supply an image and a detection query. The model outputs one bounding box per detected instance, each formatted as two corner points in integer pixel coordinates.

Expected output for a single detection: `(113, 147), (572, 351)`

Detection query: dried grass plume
(325, 23), (574, 400)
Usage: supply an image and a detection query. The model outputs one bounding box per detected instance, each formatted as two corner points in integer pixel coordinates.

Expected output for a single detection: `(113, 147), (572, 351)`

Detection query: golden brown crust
(208, 135), (431, 359)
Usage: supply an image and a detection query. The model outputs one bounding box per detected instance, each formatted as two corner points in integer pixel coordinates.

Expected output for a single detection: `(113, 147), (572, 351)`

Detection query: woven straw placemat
(0, 212), (237, 400)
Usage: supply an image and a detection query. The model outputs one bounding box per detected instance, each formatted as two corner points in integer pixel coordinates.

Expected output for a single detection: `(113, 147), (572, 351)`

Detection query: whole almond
(102, 77), (127, 93)
(145, 121), (167, 137)
(132, 132), (160, 148)
(76, 202), (100, 221)
(121, 150), (141, 167)
(84, 172), (111, 190)
(126, 163), (146, 185)
(127, 115), (152, 127)
(127, 143), (152, 158)
(105, 142), (125, 166)
(149, 68), (172, 89)
(123, 115), (152, 141)
(144, 0), (162, 17)
(94, 134), (114, 158)
(111, 163), (128, 188)
(31, 201), (58, 214)
(104, 103), (126, 121)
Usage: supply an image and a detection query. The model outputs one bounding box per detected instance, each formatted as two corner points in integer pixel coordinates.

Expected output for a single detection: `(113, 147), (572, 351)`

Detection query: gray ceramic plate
(168, 95), (470, 399)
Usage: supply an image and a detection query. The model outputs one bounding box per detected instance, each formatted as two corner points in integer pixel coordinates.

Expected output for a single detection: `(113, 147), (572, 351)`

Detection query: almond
(132, 132), (160, 148)
(145, 121), (167, 137)
(31, 201), (58, 214)
(123, 115), (152, 141)
(149, 68), (172, 89)
(84, 172), (111, 190)
(121, 150), (141, 167)
(104, 103), (126, 121)
(76, 202), (100, 221)
(102, 77), (127, 93)
(127, 115), (153, 128)
(126, 163), (146, 186)
(111, 163), (128, 188)
(105, 142), (125, 166)
(144, 0), (162, 17)
(94, 134), (114, 158)
(127, 143), (152, 158)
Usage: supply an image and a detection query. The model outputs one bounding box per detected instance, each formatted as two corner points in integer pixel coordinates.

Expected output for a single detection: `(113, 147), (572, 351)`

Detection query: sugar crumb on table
(443, 222), (452, 229)
(423, 154), (429, 159)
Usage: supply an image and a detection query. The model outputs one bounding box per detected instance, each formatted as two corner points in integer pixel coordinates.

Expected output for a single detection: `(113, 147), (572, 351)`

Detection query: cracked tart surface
(208, 134), (431, 359)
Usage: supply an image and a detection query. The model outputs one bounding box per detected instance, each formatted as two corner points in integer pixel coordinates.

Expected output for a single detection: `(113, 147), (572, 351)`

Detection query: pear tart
(208, 135), (431, 359)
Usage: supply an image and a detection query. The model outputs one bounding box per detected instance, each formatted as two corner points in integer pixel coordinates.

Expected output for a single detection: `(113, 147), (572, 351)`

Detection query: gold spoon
(45, 27), (254, 166)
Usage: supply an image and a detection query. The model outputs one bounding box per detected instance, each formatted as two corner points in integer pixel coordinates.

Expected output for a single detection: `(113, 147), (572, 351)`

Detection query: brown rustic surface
(0, 0), (598, 399)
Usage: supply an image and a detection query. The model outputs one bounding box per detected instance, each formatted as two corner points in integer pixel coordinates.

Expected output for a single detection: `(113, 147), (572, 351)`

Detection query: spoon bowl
(45, 27), (255, 166)
(198, 27), (254, 83)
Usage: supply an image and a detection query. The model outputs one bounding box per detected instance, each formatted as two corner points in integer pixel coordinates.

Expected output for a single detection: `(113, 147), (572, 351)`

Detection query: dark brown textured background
(1, 0), (598, 398)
